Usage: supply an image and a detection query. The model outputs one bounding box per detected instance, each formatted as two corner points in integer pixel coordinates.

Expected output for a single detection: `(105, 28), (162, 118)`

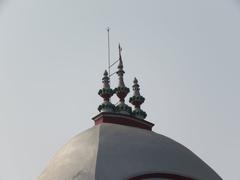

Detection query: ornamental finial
(98, 70), (115, 112)
(117, 44), (125, 87)
(114, 44), (132, 115)
(103, 70), (110, 89)
(129, 78), (147, 119)
(118, 43), (123, 69)
(133, 78), (140, 96)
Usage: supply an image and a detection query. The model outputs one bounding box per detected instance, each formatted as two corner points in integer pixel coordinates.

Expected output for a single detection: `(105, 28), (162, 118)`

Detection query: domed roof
(38, 123), (221, 180)
(39, 44), (221, 180)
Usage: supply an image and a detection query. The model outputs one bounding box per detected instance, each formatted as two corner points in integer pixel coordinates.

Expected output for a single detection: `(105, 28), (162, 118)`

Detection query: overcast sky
(0, 0), (240, 179)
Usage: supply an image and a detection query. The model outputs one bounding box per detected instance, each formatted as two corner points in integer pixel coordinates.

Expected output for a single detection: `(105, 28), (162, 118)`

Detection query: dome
(38, 122), (221, 180)
(38, 44), (222, 180)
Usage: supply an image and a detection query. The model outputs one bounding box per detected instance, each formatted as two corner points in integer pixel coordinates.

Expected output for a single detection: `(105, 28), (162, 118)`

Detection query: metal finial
(133, 77), (140, 96)
(129, 78), (147, 119)
(104, 69), (108, 76)
(102, 70), (110, 89)
(118, 43), (122, 57)
(114, 44), (132, 115)
(133, 77), (138, 84)
(118, 44), (123, 70)
(116, 44), (125, 88)
(98, 70), (115, 112)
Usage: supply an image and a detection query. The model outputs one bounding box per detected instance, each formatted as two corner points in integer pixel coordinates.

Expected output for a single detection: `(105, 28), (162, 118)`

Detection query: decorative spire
(93, 43), (154, 131)
(117, 44), (125, 87)
(98, 70), (115, 112)
(129, 78), (147, 119)
(114, 44), (132, 115)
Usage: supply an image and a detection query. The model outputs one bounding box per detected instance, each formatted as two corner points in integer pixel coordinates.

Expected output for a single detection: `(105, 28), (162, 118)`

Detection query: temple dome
(38, 44), (221, 180)
(38, 123), (221, 180)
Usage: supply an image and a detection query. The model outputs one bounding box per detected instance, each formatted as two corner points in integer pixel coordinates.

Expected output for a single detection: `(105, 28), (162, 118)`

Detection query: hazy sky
(0, 0), (240, 179)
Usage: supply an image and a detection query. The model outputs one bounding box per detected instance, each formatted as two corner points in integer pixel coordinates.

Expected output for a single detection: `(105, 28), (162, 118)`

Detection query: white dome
(38, 123), (221, 180)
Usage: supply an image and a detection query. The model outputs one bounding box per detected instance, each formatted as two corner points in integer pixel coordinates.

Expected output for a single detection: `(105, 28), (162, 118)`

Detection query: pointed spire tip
(134, 77), (138, 84)
(104, 70), (108, 76)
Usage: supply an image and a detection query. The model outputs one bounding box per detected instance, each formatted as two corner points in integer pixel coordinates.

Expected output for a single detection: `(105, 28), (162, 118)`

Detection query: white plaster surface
(38, 124), (222, 180)
(38, 125), (100, 180)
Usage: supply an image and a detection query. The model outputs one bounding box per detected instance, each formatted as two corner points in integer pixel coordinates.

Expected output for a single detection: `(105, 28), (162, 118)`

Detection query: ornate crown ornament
(98, 70), (115, 112)
(129, 78), (147, 119)
(114, 44), (132, 115)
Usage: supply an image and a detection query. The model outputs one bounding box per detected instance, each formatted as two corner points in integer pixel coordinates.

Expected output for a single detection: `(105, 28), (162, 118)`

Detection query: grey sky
(0, 0), (239, 179)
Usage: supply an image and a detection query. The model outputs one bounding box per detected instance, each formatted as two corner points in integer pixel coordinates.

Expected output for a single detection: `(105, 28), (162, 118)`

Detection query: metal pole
(107, 27), (110, 79)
